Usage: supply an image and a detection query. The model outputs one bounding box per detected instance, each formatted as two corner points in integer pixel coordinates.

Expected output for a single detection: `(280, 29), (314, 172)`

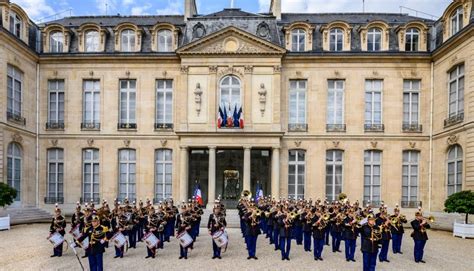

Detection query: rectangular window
(156, 79), (173, 128)
(289, 80), (307, 128)
(364, 150), (382, 204)
(326, 150), (343, 201)
(403, 80), (420, 125)
(448, 64), (464, 118)
(7, 65), (23, 118)
(118, 149), (136, 201)
(402, 151), (419, 205)
(82, 80), (100, 129)
(9, 12), (22, 38)
(327, 80), (344, 125)
(288, 150), (305, 199)
(155, 149), (173, 202)
(82, 149), (99, 203)
(447, 145), (463, 196)
(47, 149), (64, 202)
(365, 80), (383, 125)
(48, 80), (65, 128)
(119, 80), (136, 127)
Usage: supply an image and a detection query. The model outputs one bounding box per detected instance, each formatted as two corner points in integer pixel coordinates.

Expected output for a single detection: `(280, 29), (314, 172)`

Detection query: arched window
(82, 149), (99, 202)
(155, 149), (173, 202)
(364, 150), (382, 205)
(367, 27), (382, 51)
(329, 28), (344, 51)
(326, 150), (343, 201)
(121, 29), (135, 52)
(47, 148), (64, 203)
(85, 30), (99, 52)
(451, 6), (463, 36)
(447, 145), (462, 196)
(118, 149), (136, 201)
(49, 31), (64, 53)
(405, 28), (419, 52)
(219, 75), (241, 128)
(291, 28), (306, 52)
(288, 150), (305, 199)
(9, 11), (22, 38)
(158, 30), (172, 52)
(7, 142), (22, 201)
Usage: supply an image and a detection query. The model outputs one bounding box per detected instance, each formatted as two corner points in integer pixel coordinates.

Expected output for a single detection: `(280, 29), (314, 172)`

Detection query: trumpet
(289, 211), (298, 220)
(423, 215), (435, 223)
(322, 213), (330, 221)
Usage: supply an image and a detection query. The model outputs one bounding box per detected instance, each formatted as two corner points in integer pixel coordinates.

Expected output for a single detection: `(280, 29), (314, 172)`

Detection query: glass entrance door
(216, 149), (243, 208)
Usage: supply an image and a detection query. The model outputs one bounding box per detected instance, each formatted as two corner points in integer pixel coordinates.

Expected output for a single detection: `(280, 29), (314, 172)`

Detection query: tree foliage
(0, 183), (17, 208)
(444, 190), (474, 224)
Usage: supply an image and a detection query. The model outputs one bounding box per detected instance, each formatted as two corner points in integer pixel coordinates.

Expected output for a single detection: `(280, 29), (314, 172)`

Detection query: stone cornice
(0, 28), (39, 61)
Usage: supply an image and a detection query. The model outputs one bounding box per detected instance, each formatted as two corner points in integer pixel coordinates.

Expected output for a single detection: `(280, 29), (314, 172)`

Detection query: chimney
(184, 0), (197, 21)
(270, 0), (281, 20)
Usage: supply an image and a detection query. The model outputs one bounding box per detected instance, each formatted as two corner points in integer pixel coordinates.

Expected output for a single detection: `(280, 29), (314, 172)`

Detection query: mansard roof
(199, 8), (267, 18)
(43, 15), (185, 27)
(280, 13), (434, 25)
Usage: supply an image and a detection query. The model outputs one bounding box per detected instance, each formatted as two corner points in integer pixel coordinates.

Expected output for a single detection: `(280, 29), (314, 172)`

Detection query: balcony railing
(155, 123), (173, 130)
(80, 197), (101, 204)
(288, 123), (308, 132)
(402, 123), (422, 133)
(118, 123), (137, 130)
(401, 200), (422, 208)
(364, 124), (384, 132)
(117, 197), (137, 204)
(326, 124), (346, 132)
(7, 112), (26, 125)
(44, 196), (64, 204)
(46, 121), (65, 130)
(81, 122), (101, 130)
(444, 112), (464, 127)
(362, 200), (383, 208)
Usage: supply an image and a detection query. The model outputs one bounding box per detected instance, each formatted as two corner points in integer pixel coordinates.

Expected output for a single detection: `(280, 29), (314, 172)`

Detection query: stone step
(200, 209), (241, 228)
(0, 208), (53, 225)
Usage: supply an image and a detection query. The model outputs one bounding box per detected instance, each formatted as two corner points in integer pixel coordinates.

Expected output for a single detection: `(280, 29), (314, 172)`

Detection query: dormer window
(329, 28), (344, 52)
(49, 31), (64, 53)
(451, 6), (463, 36)
(405, 28), (419, 52)
(85, 30), (99, 52)
(9, 12), (22, 38)
(367, 28), (382, 51)
(158, 30), (172, 52)
(121, 29), (135, 52)
(291, 29), (306, 52)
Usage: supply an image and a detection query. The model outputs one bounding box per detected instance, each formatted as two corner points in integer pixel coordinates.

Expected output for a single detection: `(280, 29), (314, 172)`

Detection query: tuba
(241, 190), (252, 200)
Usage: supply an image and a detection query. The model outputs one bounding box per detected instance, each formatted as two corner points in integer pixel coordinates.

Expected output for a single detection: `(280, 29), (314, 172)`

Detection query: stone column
(179, 146), (189, 202)
(208, 146), (217, 207)
(271, 147), (280, 198)
(243, 146), (251, 192)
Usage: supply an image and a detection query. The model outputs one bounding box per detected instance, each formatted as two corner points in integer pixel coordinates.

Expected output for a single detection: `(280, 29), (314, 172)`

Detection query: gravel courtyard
(0, 223), (473, 271)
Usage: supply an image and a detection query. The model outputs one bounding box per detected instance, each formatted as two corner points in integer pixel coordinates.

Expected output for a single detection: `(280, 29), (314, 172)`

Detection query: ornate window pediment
(151, 23), (179, 52)
(42, 23), (71, 53)
(77, 23), (107, 53)
(113, 22), (142, 52)
(395, 21), (428, 52)
(359, 21), (391, 51)
(177, 26), (286, 56)
(440, 0), (472, 41)
(0, 2), (30, 44)
(320, 21), (352, 51)
(283, 21), (315, 52)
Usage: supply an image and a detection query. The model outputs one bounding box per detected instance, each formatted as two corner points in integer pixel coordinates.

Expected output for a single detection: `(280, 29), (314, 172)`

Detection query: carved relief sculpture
(258, 83), (267, 117)
(194, 83), (203, 116)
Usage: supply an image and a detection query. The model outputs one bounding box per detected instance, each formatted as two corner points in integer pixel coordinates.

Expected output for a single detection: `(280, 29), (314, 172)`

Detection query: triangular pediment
(177, 26), (286, 56)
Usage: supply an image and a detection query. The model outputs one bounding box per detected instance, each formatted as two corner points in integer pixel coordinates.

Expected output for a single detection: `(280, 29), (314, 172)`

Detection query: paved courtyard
(0, 223), (473, 271)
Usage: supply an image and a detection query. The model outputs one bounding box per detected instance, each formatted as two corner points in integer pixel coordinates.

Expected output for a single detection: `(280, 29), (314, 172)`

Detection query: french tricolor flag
(193, 183), (203, 206)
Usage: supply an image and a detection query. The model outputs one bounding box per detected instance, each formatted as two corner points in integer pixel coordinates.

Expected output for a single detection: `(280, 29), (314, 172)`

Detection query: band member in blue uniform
(302, 207), (314, 252)
(176, 205), (193, 259)
(361, 214), (381, 271)
(111, 206), (127, 258)
(330, 209), (343, 253)
(245, 204), (261, 260)
(77, 215), (109, 271)
(49, 204), (66, 257)
(144, 210), (159, 259)
(376, 209), (391, 262)
(343, 211), (359, 262)
(266, 204), (275, 245)
(390, 205), (407, 254)
(272, 207), (281, 250)
(278, 209), (293, 261)
(411, 210), (431, 263)
(208, 204), (227, 259)
(311, 209), (327, 261)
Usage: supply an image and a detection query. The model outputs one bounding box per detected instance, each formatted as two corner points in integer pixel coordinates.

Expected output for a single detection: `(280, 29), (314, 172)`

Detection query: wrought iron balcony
(7, 112), (26, 125)
(326, 124), (346, 132)
(44, 197), (64, 204)
(81, 122), (101, 130)
(118, 123), (137, 129)
(288, 123), (308, 132)
(80, 197), (101, 204)
(401, 200), (422, 208)
(364, 123), (384, 132)
(444, 112), (464, 127)
(155, 123), (173, 130)
(362, 200), (382, 208)
(46, 121), (65, 130)
(402, 123), (422, 133)
(117, 197), (137, 204)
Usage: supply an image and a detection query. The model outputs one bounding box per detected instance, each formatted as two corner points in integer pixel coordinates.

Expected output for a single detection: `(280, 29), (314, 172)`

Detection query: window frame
(367, 27), (382, 51)
(118, 149), (137, 200)
(7, 65), (23, 117)
(82, 148), (100, 202)
(49, 31), (64, 53)
(155, 149), (173, 201)
(448, 64), (464, 118)
(329, 28), (344, 52)
(288, 149), (306, 199)
(289, 79), (307, 125)
(48, 79), (65, 125)
(82, 80), (101, 125)
(403, 79), (421, 125)
(402, 150), (419, 203)
(447, 145), (463, 196)
(364, 79), (383, 125)
(157, 29), (173, 52)
(219, 75), (242, 127)
(327, 79), (345, 125)
(121, 29), (136, 52)
(291, 28), (306, 52)
(450, 6), (464, 36)
(404, 28), (420, 52)
(47, 148), (64, 200)
(363, 150), (382, 203)
(7, 142), (22, 201)
(119, 79), (137, 125)
(9, 11), (22, 38)
(325, 150), (344, 201)
(85, 30), (100, 52)
(156, 79), (173, 126)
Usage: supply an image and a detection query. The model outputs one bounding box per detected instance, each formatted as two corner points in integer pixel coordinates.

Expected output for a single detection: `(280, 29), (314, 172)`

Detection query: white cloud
(156, 0), (183, 15)
(11, 0), (55, 20)
(122, 0), (134, 6)
(131, 4), (152, 15)
(95, 0), (118, 15)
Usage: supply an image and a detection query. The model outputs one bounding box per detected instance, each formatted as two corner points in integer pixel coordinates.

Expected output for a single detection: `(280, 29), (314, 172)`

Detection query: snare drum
(176, 231), (193, 248)
(111, 232), (127, 248)
(143, 232), (160, 249)
(48, 232), (65, 248)
(212, 230), (229, 248)
(69, 225), (81, 240)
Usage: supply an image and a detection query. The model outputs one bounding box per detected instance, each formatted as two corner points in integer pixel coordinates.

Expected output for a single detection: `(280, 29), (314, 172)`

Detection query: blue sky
(12, 0), (453, 22)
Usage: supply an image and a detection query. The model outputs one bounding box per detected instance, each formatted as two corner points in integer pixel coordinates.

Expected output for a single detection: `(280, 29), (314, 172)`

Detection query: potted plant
(0, 183), (17, 230)
(444, 190), (474, 239)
